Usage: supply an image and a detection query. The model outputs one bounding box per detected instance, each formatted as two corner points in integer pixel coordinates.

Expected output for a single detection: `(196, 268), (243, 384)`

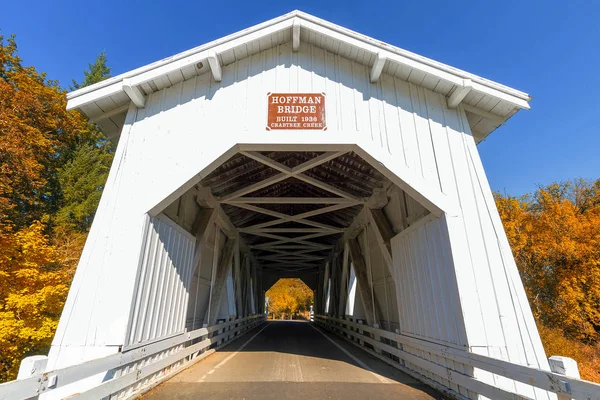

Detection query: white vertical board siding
(391, 214), (466, 347)
(131, 41), (448, 218)
(391, 214), (476, 398)
(126, 214), (195, 348)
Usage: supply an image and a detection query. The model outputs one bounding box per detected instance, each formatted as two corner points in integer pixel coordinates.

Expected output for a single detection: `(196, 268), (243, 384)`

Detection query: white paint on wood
(549, 356), (580, 400)
(122, 78), (145, 108)
(446, 79), (472, 108)
(292, 19), (300, 51)
(370, 53), (386, 83)
(207, 52), (222, 82)
(125, 214), (195, 348)
(67, 11), (530, 143)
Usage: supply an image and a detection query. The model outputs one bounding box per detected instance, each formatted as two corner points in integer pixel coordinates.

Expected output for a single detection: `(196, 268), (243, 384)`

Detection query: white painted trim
(207, 51), (222, 82)
(88, 104), (130, 124)
(447, 79), (472, 108)
(122, 78), (145, 108)
(462, 103), (506, 125)
(67, 11), (530, 117)
(292, 18), (301, 52)
(370, 53), (386, 83)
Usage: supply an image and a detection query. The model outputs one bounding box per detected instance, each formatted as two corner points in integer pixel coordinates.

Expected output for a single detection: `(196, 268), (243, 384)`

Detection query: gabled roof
(67, 10), (531, 142)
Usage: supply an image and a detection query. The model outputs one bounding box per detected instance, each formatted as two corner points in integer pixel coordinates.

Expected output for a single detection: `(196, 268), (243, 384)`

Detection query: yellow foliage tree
(0, 222), (71, 380)
(496, 179), (600, 341)
(0, 35), (91, 381)
(266, 278), (313, 320)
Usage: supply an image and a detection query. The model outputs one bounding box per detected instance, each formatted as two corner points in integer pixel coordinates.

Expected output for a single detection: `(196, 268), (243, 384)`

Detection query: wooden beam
(88, 104), (130, 124)
(122, 78), (145, 108)
(462, 103), (506, 125)
(232, 202), (343, 231)
(367, 208), (394, 277)
(233, 239), (243, 317)
(292, 19), (301, 52)
(205, 224), (221, 326)
(207, 51), (222, 82)
(252, 244), (330, 250)
(338, 241), (350, 316)
(248, 231), (334, 248)
(223, 197), (354, 204)
(219, 172), (287, 202)
(370, 53), (386, 83)
(291, 151), (346, 174)
(295, 173), (363, 202)
(241, 228), (340, 233)
(447, 79), (472, 109)
(259, 249), (325, 260)
(348, 238), (381, 326)
(240, 151), (292, 174)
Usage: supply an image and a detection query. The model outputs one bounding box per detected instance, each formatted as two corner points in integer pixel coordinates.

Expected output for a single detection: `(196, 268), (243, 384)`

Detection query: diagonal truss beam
(226, 197), (356, 204)
(233, 202), (357, 231)
(259, 248), (326, 260)
(244, 231), (336, 249)
(251, 244), (330, 251)
(262, 264), (318, 272)
(241, 228), (339, 233)
(220, 151), (357, 202)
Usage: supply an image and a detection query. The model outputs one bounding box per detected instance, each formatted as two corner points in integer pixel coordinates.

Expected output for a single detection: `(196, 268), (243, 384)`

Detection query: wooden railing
(0, 314), (265, 400)
(314, 315), (600, 400)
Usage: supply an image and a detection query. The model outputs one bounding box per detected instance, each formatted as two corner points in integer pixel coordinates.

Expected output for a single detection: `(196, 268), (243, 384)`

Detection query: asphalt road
(142, 320), (444, 400)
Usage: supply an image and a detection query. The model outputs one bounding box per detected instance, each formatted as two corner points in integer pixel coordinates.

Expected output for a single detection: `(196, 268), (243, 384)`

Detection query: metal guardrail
(314, 315), (600, 400)
(0, 314), (265, 400)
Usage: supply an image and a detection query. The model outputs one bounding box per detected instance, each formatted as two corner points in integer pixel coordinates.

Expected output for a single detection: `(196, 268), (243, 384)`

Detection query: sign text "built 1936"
(266, 93), (326, 130)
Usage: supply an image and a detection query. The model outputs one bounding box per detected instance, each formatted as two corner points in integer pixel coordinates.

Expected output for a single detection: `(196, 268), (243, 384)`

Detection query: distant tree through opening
(265, 278), (313, 320)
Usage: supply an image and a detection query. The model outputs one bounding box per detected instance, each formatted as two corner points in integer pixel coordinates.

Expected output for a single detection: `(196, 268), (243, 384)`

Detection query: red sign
(266, 93), (326, 130)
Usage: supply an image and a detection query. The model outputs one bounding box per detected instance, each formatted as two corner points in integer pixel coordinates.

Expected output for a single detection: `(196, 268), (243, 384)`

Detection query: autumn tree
(496, 179), (600, 342)
(266, 278), (313, 319)
(0, 35), (109, 381)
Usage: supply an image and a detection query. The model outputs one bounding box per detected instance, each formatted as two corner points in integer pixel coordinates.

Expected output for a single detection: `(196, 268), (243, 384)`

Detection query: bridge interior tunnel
(145, 149), (434, 338)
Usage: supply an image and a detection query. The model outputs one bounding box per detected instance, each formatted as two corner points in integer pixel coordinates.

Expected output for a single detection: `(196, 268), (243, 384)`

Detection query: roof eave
(67, 10), (531, 142)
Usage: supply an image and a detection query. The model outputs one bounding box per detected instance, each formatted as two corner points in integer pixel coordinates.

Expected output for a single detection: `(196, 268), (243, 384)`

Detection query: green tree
(70, 51), (111, 90)
(55, 143), (112, 232)
(56, 52), (115, 233)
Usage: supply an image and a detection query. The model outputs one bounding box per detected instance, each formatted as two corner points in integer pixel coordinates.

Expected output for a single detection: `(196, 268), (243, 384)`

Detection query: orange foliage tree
(0, 35), (96, 381)
(496, 179), (600, 342)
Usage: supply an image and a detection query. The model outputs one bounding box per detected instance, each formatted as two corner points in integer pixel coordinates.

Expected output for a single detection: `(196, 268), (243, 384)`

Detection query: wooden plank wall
(125, 214), (196, 348)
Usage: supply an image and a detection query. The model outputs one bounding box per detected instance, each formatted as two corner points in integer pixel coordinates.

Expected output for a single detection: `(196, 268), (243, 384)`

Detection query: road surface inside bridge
(143, 321), (444, 400)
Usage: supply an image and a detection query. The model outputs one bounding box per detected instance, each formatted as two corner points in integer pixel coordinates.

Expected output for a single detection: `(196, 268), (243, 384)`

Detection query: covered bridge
(3, 10), (599, 400)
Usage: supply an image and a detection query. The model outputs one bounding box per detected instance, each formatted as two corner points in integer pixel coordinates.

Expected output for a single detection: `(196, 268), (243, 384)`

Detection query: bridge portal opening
(131, 148), (441, 348)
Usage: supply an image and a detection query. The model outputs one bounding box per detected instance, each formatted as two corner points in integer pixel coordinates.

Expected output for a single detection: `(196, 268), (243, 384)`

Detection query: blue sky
(1, 0), (598, 195)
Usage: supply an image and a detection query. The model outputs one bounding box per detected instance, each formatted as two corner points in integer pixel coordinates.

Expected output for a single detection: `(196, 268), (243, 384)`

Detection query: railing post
(357, 319), (364, 346)
(548, 356), (580, 400)
(372, 328), (382, 355)
(17, 355), (48, 380)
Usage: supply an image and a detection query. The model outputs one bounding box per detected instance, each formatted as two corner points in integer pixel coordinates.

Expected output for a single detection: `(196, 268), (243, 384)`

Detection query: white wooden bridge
(2, 10), (599, 400)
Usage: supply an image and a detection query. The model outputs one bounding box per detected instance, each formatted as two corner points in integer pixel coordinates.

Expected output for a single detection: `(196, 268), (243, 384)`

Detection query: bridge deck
(143, 320), (443, 400)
